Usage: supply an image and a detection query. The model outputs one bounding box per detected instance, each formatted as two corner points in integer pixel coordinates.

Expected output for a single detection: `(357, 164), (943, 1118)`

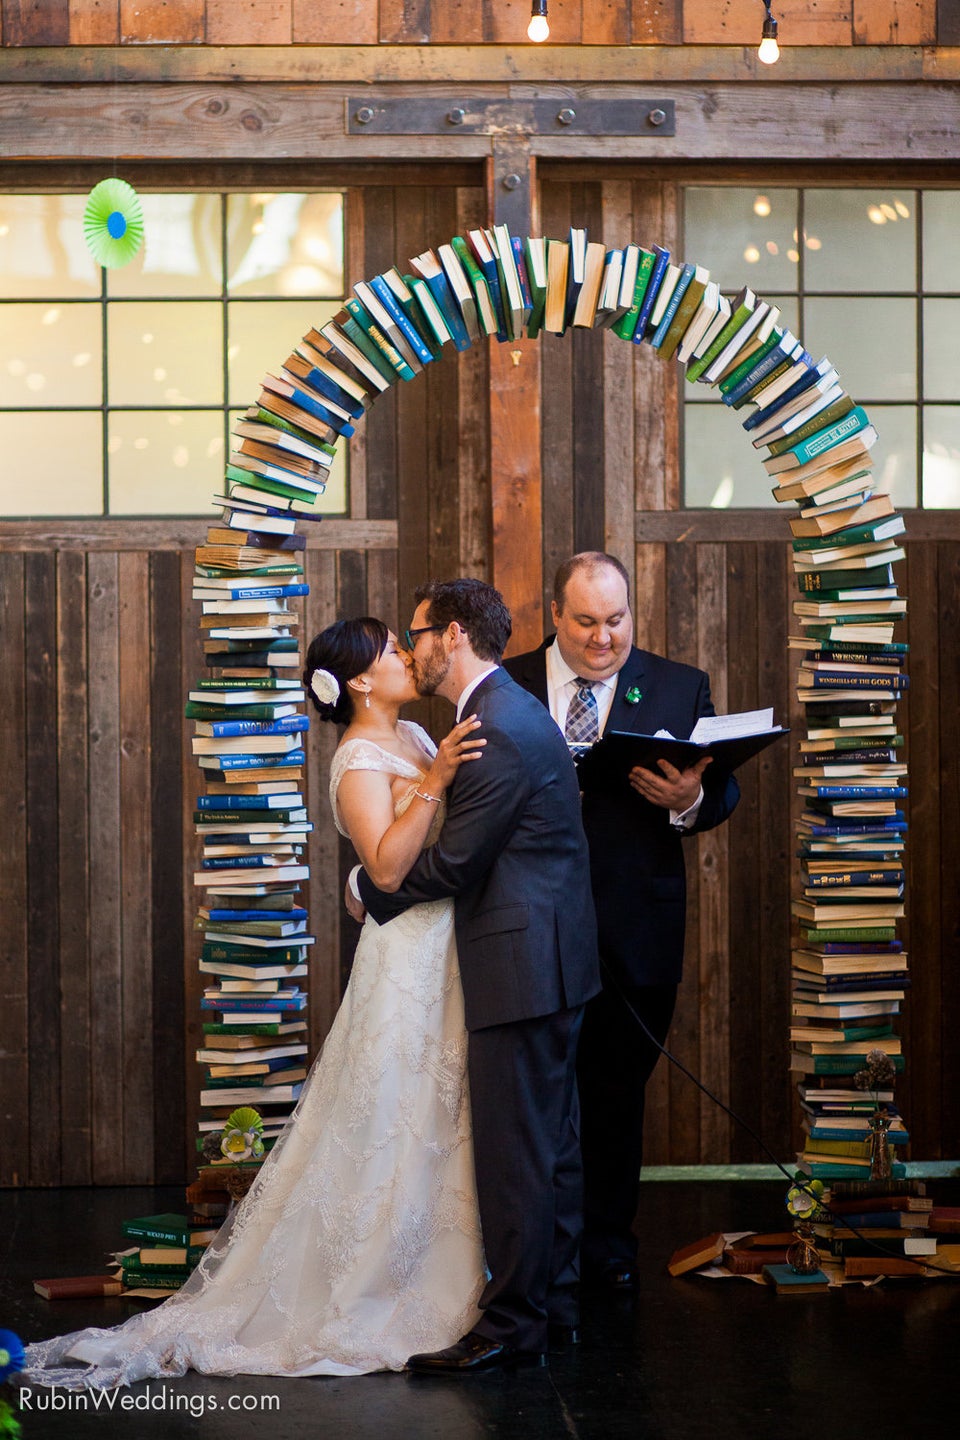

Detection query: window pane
(0, 302), (102, 406)
(803, 297), (916, 401)
(684, 403), (778, 508)
(0, 411), (102, 514)
(684, 187), (799, 293)
(0, 195), (100, 298)
(108, 300), (223, 406)
(922, 298), (960, 401)
(923, 406), (960, 508)
(107, 195), (224, 297)
(108, 410), (225, 514)
(865, 405), (917, 508)
(227, 299), (340, 408)
(922, 192), (960, 293)
(804, 190), (915, 293)
(227, 193), (344, 297)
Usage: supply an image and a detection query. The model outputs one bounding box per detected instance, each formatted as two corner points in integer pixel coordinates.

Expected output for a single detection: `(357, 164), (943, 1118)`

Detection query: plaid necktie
(565, 678), (599, 758)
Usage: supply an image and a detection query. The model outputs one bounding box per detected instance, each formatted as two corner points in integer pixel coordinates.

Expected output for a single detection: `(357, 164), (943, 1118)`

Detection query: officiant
(505, 551), (741, 1289)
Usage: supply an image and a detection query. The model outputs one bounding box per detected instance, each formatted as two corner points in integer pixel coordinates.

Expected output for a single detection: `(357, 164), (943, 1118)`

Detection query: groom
(352, 578), (600, 1372)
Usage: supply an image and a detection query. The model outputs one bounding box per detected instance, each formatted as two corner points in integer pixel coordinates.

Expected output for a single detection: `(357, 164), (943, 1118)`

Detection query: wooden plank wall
(0, 1), (944, 48)
(2, 168), (958, 1184)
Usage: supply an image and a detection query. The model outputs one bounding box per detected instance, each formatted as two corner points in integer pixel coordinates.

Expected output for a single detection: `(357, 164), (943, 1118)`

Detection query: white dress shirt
(544, 639), (702, 831)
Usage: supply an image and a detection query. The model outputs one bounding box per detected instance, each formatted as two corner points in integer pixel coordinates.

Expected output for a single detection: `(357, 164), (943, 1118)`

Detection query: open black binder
(576, 726), (789, 787)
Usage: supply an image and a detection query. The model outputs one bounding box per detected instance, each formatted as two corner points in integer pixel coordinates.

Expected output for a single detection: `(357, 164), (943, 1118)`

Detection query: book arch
(190, 232), (908, 1187)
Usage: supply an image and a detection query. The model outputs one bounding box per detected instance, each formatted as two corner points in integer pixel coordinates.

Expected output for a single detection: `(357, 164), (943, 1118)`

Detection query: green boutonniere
(625, 686), (642, 705)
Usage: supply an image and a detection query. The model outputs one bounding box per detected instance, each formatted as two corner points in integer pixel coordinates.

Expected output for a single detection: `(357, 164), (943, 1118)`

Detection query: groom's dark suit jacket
(504, 640), (740, 988)
(357, 667), (601, 1029)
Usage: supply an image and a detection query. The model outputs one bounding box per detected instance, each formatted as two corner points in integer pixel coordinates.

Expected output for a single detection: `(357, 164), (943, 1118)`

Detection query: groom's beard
(412, 636), (450, 696)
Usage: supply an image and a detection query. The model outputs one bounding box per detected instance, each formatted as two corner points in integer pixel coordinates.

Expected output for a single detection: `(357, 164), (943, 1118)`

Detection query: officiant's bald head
(551, 553), (634, 683)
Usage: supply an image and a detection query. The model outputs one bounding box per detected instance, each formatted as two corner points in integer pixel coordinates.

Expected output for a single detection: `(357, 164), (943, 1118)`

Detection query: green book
(612, 247), (655, 341)
(203, 1021), (304, 1035)
(185, 702), (296, 720)
(254, 406), (336, 455)
(767, 405), (874, 472)
(685, 286), (758, 383)
(202, 942), (308, 965)
(195, 563), (302, 580)
(523, 235), (548, 339)
(801, 925), (898, 943)
(406, 274), (454, 350)
(121, 1213), (209, 1246)
(450, 235), (500, 338)
(718, 325), (784, 395)
(225, 466), (321, 507)
(339, 313), (402, 384)
(343, 297), (415, 381)
(120, 1269), (188, 1290)
(657, 263), (710, 360)
(792, 516), (905, 551)
(797, 564), (895, 592)
(730, 354), (795, 410)
(790, 1051), (906, 1075)
(194, 808), (306, 823)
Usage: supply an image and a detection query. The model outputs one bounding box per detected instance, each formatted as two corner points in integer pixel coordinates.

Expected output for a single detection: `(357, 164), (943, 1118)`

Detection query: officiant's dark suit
(358, 581), (600, 1363)
(505, 556), (739, 1280)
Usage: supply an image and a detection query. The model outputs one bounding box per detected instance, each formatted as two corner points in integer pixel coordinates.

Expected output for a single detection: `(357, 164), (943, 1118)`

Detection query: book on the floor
(666, 1231), (726, 1277)
(34, 1274), (124, 1299)
(120, 1213), (219, 1247)
(762, 1263), (831, 1293)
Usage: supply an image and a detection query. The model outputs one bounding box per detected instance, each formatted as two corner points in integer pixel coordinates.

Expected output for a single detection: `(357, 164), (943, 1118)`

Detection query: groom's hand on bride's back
(345, 876), (366, 923)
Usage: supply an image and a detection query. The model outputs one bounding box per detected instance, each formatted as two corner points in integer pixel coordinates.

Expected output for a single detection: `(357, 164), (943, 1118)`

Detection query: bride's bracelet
(415, 788), (442, 804)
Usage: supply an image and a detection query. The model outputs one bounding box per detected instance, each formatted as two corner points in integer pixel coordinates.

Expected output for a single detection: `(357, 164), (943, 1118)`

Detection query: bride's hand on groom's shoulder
(427, 715), (486, 792)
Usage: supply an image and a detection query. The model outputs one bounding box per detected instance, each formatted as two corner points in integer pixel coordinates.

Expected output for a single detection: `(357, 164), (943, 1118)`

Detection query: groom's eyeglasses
(402, 624), (445, 651)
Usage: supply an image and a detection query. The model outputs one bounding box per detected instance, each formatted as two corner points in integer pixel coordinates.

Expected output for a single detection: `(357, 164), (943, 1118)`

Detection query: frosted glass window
(922, 193), (960, 293)
(108, 300), (222, 406)
(227, 299), (341, 408)
(0, 411), (102, 514)
(683, 188), (799, 293)
(862, 405), (917, 509)
(804, 190), (915, 294)
(684, 404), (779, 509)
(108, 411), (226, 515)
(923, 406), (960, 508)
(922, 299), (960, 401)
(803, 298), (916, 401)
(0, 195), (100, 298)
(0, 302), (102, 407)
(227, 194), (344, 297)
(107, 195), (224, 297)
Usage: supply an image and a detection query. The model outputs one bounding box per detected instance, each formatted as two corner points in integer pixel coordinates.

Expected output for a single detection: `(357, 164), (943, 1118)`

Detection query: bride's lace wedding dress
(23, 721), (484, 1385)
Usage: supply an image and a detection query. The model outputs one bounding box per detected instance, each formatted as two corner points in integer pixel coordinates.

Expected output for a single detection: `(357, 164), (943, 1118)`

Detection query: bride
(24, 616), (487, 1385)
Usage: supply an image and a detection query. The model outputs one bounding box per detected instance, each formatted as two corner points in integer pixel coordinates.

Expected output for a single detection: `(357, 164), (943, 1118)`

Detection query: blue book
(510, 235), (533, 329)
(200, 584), (309, 602)
(741, 353), (826, 430)
(804, 785), (909, 799)
(201, 854), (299, 871)
(649, 262), (696, 350)
(201, 995), (307, 1012)
(205, 909), (309, 922)
(407, 272), (471, 352)
(632, 245), (671, 344)
(295, 366), (365, 420)
(197, 793), (304, 810)
(209, 749), (306, 771)
(195, 716), (309, 737)
(367, 274), (435, 366)
(466, 229), (508, 340)
(271, 377), (356, 436)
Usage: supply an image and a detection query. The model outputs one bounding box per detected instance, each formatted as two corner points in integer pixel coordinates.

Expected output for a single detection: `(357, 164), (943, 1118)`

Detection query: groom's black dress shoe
(583, 1261), (637, 1292)
(406, 1331), (547, 1374)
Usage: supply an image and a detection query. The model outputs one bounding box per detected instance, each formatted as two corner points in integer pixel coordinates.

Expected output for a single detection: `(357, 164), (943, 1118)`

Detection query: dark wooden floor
(3, 1179), (959, 1440)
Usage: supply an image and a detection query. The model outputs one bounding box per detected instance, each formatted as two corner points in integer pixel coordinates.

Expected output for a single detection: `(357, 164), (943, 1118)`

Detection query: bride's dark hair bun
(303, 617), (389, 724)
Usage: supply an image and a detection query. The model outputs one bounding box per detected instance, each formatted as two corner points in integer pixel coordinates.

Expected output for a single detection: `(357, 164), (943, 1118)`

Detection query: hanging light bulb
(528, 0), (550, 43)
(758, 3), (780, 65)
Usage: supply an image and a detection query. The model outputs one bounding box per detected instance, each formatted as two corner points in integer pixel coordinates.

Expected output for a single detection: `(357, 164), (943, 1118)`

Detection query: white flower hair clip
(310, 668), (341, 706)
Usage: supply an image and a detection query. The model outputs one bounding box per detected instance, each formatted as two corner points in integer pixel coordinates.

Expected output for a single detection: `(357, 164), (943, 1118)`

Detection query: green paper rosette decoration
(220, 1107), (265, 1162)
(83, 178), (144, 268)
(786, 1177), (825, 1220)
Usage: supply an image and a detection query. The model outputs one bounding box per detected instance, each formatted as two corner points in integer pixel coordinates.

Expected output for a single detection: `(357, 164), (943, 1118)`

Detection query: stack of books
(114, 1212), (220, 1296)
(811, 1181), (939, 1277)
(188, 344), (337, 1165)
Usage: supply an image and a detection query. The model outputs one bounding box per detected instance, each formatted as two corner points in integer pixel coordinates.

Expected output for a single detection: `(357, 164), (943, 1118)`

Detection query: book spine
(631, 246), (670, 344)
(368, 274), (434, 364)
(612, 249), (655, 341)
